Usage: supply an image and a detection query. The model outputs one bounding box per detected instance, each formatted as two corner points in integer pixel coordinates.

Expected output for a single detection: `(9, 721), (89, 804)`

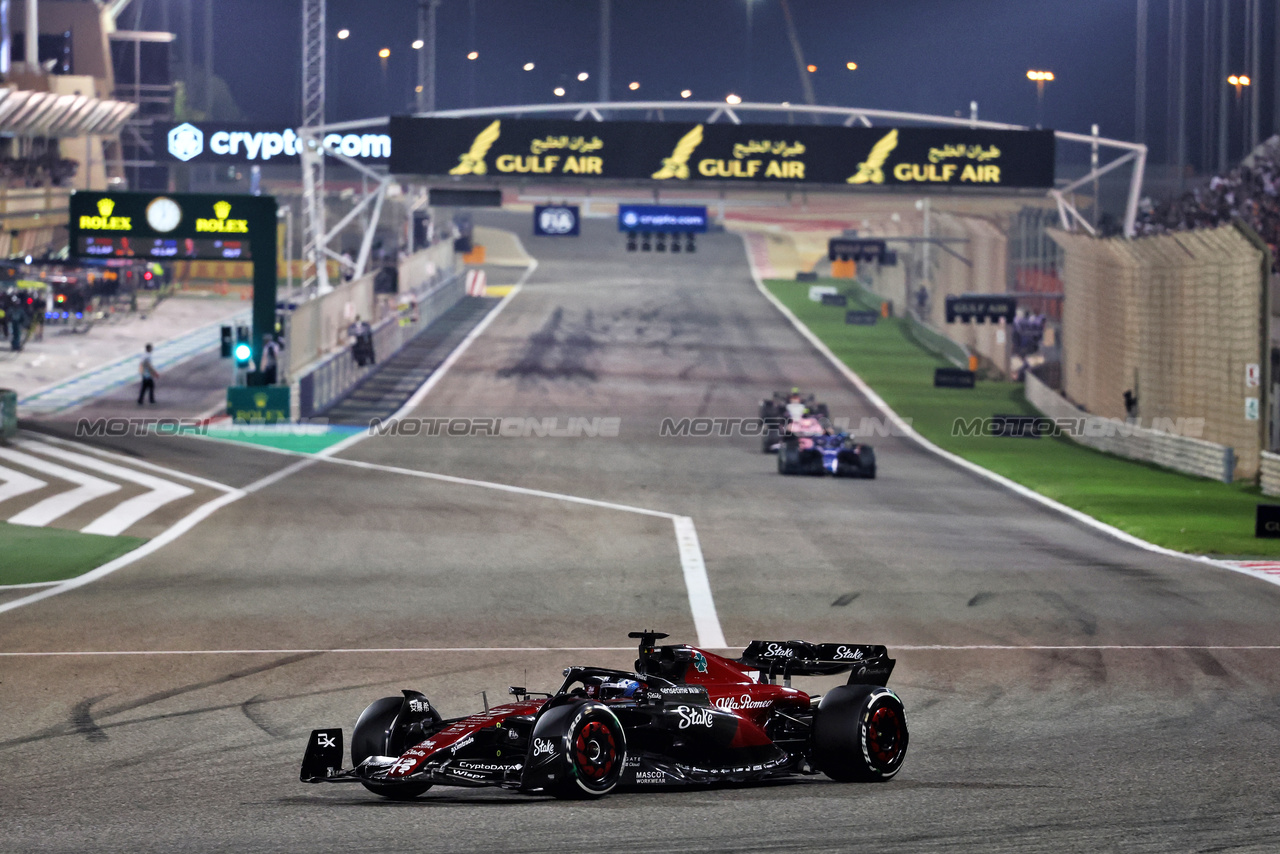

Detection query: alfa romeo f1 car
(300, 631), (907, 800)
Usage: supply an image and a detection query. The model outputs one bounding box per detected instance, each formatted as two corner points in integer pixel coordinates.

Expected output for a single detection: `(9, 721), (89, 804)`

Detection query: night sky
(133, 0), (1270, 169)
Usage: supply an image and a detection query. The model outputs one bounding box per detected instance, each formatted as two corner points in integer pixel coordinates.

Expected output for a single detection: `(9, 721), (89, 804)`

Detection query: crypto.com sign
(155, 122), (391, 165)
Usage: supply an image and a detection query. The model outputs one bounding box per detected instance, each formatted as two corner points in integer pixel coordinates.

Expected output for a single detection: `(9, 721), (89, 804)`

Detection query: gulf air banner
(389, 116), (1055, 189)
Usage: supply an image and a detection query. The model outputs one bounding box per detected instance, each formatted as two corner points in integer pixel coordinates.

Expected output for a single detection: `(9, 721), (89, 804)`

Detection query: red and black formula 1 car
(300, 632), (908, 800)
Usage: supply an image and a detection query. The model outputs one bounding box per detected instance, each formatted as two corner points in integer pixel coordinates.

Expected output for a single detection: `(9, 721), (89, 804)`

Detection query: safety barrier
(295, 270), (465, 419)
(1026, 371), (1236, 483)
(1260, 451), (1280, 496)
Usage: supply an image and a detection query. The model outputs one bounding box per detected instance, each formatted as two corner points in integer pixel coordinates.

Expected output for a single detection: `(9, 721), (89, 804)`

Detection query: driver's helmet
(599, 678), (644, 701)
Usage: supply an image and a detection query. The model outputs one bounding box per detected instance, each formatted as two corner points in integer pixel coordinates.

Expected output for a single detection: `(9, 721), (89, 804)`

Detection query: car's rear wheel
(352, 697), (433, 800)
(812, 685), (908, 782)
(550, 707), (627, 799)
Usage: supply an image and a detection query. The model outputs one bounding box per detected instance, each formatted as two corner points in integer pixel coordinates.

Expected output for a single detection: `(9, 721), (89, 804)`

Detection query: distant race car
(776, 414), (876, 478)
(300, 631), (908, 800)
(761, 389), (830, 453)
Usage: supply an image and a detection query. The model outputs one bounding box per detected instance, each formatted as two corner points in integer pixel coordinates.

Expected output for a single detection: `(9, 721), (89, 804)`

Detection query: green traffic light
(234, 343), (252, 364)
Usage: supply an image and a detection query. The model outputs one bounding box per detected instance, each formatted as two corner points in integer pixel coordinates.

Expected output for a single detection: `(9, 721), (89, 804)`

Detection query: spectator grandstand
(1137, 136), (1280, 270)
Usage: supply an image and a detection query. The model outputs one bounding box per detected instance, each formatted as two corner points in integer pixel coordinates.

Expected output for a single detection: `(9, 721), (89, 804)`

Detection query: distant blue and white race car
(776, 415), (876, 478)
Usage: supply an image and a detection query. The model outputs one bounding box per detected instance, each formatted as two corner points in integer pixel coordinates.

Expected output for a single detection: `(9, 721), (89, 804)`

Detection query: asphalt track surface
(4, 213), (1280, 853)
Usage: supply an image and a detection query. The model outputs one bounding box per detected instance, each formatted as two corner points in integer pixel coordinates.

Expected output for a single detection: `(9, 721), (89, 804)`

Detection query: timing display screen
(77, 236), (253, 261)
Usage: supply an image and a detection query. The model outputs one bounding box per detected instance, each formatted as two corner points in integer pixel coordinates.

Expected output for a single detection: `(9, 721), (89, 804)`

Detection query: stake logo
(168, 122), (204, 162)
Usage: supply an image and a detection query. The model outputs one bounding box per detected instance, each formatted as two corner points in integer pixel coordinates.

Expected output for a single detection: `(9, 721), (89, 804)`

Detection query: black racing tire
(548, 705), (627, 800)
(812, 685), (908, 782)
(813, 402), (830, 419)
(859, 446), (877, 479)
(352, 697), (433, 800)
(778, 438), (801, 475)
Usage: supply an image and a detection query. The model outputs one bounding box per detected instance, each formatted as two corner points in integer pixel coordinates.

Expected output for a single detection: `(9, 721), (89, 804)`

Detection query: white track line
(311, 454), (728, 649)
(673, 517), (727, 647)
(26, 432), (237, 493)
(0, 447), (120, 527)
(0, 464), (46, 505)
(17, 440), (194, 537)
(741, 235), (1280, 590)
(0, 487), (246, 615)
(4, 644), (1280, 657)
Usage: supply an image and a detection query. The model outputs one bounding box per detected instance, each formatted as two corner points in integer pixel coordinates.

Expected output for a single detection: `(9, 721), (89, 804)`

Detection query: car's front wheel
(547, 706), (627, 799)
(351, 697), (433, 800)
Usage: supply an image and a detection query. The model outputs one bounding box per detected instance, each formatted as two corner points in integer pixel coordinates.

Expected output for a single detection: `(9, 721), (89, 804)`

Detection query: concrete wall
(1026, 371), (1236, 482)
(1050, 224), (1266, 480)
(1261, 451), (1280, 496)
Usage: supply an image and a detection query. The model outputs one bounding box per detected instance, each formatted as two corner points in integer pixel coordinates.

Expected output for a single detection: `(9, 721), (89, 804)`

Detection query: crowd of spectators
(0, 154), (79, 188)
(1136, 135), (1280, 270)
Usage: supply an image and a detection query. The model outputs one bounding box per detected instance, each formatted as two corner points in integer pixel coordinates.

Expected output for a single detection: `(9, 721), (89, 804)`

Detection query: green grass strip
(767, 278), (1276, 557)
(0, 522), (145, 585)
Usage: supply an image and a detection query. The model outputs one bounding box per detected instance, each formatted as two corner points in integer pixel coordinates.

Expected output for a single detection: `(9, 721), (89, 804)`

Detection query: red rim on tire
(867, 704), (905, 767)
(573, 720), (619, 783)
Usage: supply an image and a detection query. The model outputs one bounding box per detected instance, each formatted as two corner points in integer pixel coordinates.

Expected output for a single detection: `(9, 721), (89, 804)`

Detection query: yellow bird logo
(652, 124), (704, 180)
(450, 120), (501, 175)
(847, 129), (899, 185)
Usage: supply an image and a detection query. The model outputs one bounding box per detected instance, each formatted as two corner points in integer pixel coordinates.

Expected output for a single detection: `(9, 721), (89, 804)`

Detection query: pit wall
(1049, 224), (1266, 481)
(284, 241), (456, 380)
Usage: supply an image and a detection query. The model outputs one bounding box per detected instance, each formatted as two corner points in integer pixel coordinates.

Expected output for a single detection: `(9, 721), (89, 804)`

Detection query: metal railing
(297, 270), (465, 418)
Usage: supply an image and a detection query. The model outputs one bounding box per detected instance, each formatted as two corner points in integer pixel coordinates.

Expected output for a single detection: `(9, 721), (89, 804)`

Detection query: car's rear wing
(739, 640), (895, 686)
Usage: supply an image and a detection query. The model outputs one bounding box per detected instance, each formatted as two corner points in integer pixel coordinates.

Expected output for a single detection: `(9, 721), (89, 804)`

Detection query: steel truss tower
(302, 0), (328, 292)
